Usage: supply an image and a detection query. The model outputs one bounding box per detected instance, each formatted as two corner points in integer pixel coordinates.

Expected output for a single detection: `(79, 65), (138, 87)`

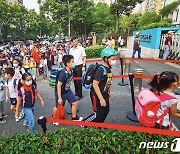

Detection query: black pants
(51, 55), (55, 65)
(84, 94), (109, 123)
(73, 64), (83, 97)
(47, 60), (52, 71)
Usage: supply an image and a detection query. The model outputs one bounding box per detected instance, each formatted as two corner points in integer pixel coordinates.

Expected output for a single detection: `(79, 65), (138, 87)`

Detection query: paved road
(0, 48), (180, 137)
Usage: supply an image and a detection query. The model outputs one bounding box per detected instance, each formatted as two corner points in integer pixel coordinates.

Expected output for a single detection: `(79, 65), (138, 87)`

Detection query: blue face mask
(25, 80), (32, 86)
(0, 78), (3, 82)
(72, 63), (76, 68)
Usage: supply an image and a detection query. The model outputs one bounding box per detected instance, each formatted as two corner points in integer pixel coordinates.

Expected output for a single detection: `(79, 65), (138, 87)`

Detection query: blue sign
(133, 26), (180, 49)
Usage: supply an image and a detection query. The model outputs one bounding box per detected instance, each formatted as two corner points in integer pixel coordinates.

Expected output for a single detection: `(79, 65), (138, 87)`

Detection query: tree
(137, 11), (161, 29)
(110, 0), (143, 32)
(41, 0), (94, 36)
(92, 3), (116, 34)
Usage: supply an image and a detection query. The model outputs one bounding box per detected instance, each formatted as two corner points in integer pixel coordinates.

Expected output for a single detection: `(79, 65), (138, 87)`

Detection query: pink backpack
(135, 89), (176, 129)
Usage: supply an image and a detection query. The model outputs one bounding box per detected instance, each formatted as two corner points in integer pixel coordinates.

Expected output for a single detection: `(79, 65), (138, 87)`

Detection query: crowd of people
(0, 36), (179, 134)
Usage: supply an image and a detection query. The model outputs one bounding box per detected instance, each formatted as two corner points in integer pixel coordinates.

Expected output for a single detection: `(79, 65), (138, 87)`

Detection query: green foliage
(119, 14), (141, 36)
(41, 0), (94, 36)
(160, 1), (180, 17)
(0, 128), (174, 153)
(85, 45), (105, 58)
(92, 3), (116, 33)
(110, 0), (143, 31)
(0, 0), (57, 41)
(138, 11), (161, 28)
(139, 19), (172, 30)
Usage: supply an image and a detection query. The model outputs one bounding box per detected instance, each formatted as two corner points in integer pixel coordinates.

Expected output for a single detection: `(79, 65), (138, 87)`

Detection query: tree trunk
(116, 14), (119, 32)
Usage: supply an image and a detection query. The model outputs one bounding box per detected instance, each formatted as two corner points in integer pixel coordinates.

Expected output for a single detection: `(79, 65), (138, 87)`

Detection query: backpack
(49, 68), (68, 88)
(82, 63), (107, 90)
(135, 88), (176, 129)
(20, 84), (36, 108)
(6, 78), (18, 89)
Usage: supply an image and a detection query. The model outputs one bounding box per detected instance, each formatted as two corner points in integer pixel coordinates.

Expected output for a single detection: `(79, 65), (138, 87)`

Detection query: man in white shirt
(69, 37), (86, 100)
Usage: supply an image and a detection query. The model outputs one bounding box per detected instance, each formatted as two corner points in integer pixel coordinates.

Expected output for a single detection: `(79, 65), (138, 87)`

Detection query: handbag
(54, 103), (66, 120)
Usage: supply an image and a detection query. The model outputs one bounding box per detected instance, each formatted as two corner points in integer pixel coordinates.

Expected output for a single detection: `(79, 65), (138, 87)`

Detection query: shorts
(55, 89), (77, 107)
(10, 98), (17, 106)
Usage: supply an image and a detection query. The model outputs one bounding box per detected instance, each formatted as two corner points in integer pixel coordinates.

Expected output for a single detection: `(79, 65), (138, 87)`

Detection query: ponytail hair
(18, 73), (37, 90)
(149, 71), (179, 93)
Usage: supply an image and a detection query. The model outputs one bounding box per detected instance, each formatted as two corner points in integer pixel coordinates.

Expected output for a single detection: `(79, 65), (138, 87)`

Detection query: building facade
(4, 0), (23, 5)
(161, 0), (180, 25)
(144, 0), (162, 12)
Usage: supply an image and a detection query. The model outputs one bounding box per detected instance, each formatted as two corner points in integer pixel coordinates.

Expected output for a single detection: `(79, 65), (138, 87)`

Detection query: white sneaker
(19, 112), (24, 120)
(53, 122), (59, 126)
(15, 116), (20, 122)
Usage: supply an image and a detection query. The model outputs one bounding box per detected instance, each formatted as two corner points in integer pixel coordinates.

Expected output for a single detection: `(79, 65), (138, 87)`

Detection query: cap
(136, 32), (140, 35)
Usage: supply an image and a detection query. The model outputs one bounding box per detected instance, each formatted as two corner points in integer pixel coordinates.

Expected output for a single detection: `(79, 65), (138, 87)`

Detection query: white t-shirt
(0, 81), (5, 101)
(5, 78), (18, 98)
(69, 46), (86, 66)
(14, 67), (26, 80)
(156, 92), (177, 127)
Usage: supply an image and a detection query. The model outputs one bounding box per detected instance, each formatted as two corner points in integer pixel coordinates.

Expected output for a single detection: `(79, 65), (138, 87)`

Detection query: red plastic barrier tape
(73, 75), (153, 80)
(86, 58), (180, 63)
(122, 58), (180, 63)
(46, 118), (180, 137)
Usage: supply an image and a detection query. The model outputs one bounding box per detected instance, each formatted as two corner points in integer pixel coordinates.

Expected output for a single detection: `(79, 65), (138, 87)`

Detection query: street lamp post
(67, 0), (71, 37)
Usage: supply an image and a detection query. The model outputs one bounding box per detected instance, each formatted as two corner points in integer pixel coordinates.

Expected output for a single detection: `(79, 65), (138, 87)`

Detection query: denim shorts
(10, 98), (17, 105)
(55, 89), (77, 107)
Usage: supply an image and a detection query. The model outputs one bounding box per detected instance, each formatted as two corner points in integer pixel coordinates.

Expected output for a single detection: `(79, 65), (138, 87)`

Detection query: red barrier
(73, 75), (153, 80)
(46, 118), (180, 137)
(86, 58), (180, 63)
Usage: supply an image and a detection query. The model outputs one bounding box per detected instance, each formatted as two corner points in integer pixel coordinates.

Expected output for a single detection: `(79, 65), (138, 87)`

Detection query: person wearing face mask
(5, 67), (24, 122)
(83, 48), (117, 125)
(149, 71), (180, 130)
(15, 73), (45, 133)
(13, 59), (26, 80)
(53, 55), (82, 125)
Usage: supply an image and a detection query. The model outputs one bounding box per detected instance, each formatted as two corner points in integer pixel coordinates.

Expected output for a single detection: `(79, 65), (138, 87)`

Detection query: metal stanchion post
(126, 73), (139, 122)
(124, 60), (131, 75)
(118, 57), (128, 86)
(134, 68), (143, 93)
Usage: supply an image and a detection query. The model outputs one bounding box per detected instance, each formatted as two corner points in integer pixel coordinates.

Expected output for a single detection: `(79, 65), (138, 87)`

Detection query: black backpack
(82, 62), (107, 89)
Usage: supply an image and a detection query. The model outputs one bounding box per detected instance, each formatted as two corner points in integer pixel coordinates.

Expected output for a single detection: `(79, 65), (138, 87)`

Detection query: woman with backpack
(15, 73), (45, 133)
(149, 71), (180, 130)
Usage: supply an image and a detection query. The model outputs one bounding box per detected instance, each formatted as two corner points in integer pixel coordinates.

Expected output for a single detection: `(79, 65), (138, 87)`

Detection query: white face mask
(111, 60), (116, 66)
(13, 63), (18, 68)
(25, 80), (32, 86)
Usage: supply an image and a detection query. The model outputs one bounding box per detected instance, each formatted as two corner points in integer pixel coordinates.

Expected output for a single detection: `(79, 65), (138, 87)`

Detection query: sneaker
(0, 118), (6, 124)
(72, 116), (83, 121)
(2, 113), (7, 118)
(15, 116), (20, 122)
(18, 112), (24, 120)
(2, 114), (7, 118)
(53, 122), (59, 126)
(23, 122), (28, 127)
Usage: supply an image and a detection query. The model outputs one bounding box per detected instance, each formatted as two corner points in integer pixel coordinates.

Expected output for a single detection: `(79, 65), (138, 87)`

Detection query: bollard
(134, 68), (143, 92)
(118, 56), (128, 86)
(126, 73), (139, 122)
(124, 60), (131, 75)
